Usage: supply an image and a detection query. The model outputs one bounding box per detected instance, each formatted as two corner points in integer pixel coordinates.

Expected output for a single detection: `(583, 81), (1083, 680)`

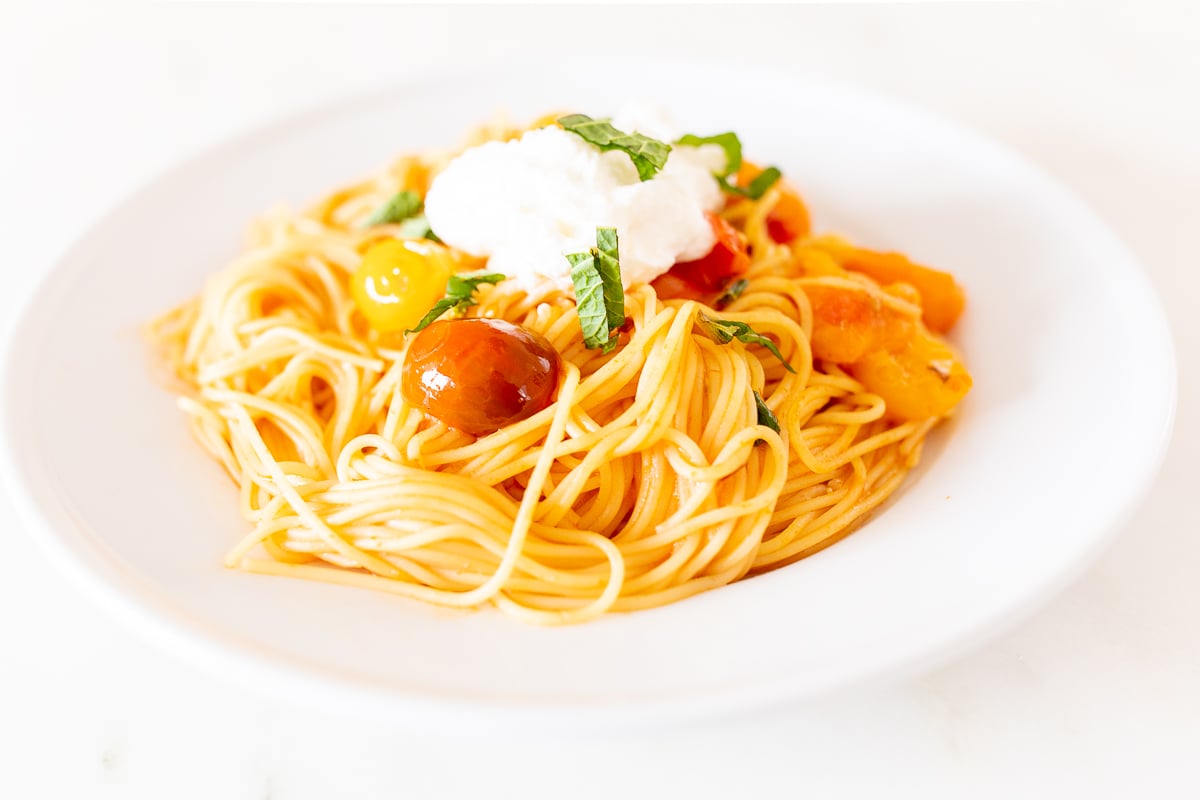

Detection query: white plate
(0, 63), (1175, 729)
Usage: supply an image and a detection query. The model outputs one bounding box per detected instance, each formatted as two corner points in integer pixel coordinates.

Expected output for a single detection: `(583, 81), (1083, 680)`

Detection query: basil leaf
(593, 227), (625, 335)
(754, 390), (781, 434)
(695, 312), (796, 373)
(568, 252), (611, 351)
(677, 132), (742, 178)
(407, 297), (459, 335)
(446, 271), (505, 298)
(714, 278), (749, 309)
(721, 167), (782, 200)
(696, 315), (735, 345)
(558, 114), (671, 182)
(407, 270), (505, 333)
(677, 132), (781, 199)
(567, 227), (626, 353)
(364, 190), (423, 227)
(396, 214), (442, 243)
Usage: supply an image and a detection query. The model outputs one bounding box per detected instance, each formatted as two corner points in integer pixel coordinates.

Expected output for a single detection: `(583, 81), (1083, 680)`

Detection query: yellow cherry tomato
(350, 239), (454, 333)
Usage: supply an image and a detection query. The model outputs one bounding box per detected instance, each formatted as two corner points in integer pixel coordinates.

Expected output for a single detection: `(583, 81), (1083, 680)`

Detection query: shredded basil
(714, 278), (750, 309)
(593, 227), (625, 336)
(558, 115), (671, 181)
(395, 213), (442, 243)
(677, 132), (742, 178)
(677, 132), (782, 200)
(754, 390), (781, 434)
(364, 190), (423, 227)
(407, 271), (505, 333)
(567, 227), (626, 353)
(695, 312), (795, 373)
(722, 166), (782, 200)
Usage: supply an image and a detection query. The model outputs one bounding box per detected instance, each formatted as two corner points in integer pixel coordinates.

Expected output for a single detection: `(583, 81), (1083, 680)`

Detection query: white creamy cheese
(423, 106), (727, 293)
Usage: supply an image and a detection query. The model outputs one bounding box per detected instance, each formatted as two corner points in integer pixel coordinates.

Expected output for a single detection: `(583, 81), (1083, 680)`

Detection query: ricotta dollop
(423, 106), (725, 292)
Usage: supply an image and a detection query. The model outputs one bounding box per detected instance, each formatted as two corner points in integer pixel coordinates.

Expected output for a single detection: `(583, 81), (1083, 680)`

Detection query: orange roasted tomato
(849, 331), (972, 421)
(811, 237), (965, 333)
(804, 282), (972, 421)
(401, 319), (561, 437)
(765, 185), (811, 244)
(804, 284), (891, 364)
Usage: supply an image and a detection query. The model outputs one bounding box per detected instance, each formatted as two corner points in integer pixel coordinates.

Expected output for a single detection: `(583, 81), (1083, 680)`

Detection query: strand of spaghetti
(754, 456), (871, 564)
(223, 403), (401, 577)
(205, 388), (336, 476)
(434, 361), (581, 607)
(335, 434), (402, 481)
(493, 528), (625, 624)
(789, 414), (920, 475)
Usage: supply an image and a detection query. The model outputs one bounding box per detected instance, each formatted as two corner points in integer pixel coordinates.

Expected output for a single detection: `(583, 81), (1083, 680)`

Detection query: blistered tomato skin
(401, 319), (561, 437)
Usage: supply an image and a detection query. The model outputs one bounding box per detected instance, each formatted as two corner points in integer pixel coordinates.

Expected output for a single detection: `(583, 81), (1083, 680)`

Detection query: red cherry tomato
(401, 319), (560, 437)
(660, 213), (750, 297)
(650, 272), (712, 303)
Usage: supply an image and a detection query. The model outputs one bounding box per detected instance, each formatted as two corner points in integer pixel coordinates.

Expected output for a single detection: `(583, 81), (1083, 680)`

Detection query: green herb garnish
(677, 132), (742, 178)
(407, 271), (506, 333)
(722, 166), (782, 200)
(364, 190), (423, 227)
(754, 390), (781, 435)
(567, 227), (625, 353)
(695, 312), (795, 372)
(395, 213), (442, 243)
(677, 132), (782, 200)
(558, 115), (671, 181)
(714, 278), (750, 309)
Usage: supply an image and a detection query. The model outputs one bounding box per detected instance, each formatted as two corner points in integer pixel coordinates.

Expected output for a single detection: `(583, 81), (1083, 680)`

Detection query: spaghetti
(148, 115), (970, 624)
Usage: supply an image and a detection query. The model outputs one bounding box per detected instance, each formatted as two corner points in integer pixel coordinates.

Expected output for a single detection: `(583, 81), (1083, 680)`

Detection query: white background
(2, 3), (1197, 797)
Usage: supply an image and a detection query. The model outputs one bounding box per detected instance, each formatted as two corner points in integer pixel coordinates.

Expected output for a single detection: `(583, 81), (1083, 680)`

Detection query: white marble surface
(1, 3), (1197, 797)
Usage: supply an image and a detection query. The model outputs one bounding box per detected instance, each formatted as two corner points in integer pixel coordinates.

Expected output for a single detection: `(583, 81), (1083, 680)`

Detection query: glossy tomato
(401, 318), (560, 437)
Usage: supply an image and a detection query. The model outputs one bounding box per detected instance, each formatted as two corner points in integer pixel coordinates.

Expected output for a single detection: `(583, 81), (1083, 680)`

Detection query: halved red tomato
(655, 213), (750, 299)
